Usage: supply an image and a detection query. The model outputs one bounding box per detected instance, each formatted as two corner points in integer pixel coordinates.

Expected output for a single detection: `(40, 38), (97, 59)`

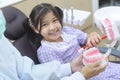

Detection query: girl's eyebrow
(42, 15), (57, 23)
(52, 16), (57, 19)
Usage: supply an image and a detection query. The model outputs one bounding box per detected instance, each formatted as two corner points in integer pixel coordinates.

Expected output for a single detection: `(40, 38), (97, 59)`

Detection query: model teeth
(85, 53), (102, 61)
(104, 27), (113, 40)
(106, 31), (111, 40)
(102, 18), (120, 41)
(83, 47), (104, 64)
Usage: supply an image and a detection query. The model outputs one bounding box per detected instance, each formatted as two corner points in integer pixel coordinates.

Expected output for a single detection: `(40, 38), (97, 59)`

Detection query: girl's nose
(49, 24), (55, 30)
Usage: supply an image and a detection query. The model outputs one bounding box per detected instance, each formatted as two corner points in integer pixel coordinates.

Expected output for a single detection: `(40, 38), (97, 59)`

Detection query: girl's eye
(53, 19), (58, 22)
(42, 23), (47, 27)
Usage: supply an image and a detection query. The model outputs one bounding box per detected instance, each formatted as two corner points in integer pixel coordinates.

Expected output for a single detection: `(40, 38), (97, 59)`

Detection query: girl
(24, 3), (101, 64)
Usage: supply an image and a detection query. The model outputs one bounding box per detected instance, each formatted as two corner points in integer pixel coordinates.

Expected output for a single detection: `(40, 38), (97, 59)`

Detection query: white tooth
(99, 53), (101, 55)
(85, 56), (88, 60)
(109, 26), (112, 29)
(90, 57), (93, 60)
(91, 47), (95, 52)
(106, 33), (110, 37)
(87, 50), (90, 53)
(108, 36), (112, 40)
(102, 23), (107, 28)
(106, 30), (109, 34)
(88, 49), (91, 53)
(97, 54), (100, 57)
(87, 57), (89, 61)
(104, 25), (107, 28)
(105, 27), (108, 31)
(96, 56), (98, 59)
(95, 55), (98, 59)
(98, 54), (101, 58)
(93, 47), (96, 49)
(91, 56), (93, 60)
(106, 32), (110, 37)
(92, 56), (95, 59)
(84, 51), (87, 56)
(105, 24), (109, 28)
(88, 56), (90, 59)
(87, 48), (90, 52)
(83, 52), (86, 56)
(95, 55), (98, 58)
(84, 53), (87, 59)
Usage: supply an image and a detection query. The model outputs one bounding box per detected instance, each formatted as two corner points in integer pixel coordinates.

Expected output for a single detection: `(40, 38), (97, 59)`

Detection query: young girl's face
(39, 11), (62, 42)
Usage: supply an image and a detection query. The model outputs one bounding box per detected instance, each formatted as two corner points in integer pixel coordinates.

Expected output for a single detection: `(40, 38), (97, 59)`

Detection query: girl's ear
(32, 26), (39, 34)
(54, 6), (63, 19)
(34, 29), (39, 34)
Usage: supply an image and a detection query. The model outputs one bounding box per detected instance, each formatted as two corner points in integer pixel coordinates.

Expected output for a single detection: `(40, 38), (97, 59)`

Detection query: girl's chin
(50, 37), (61, 42)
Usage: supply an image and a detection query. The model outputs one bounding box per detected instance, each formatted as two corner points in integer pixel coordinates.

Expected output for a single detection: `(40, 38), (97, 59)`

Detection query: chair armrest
(98, 47), (120, 58)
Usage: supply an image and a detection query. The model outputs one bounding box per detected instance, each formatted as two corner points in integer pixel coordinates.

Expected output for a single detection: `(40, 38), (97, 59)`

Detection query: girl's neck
(56, 36), (63, 42)
(44, 36), (63, 42)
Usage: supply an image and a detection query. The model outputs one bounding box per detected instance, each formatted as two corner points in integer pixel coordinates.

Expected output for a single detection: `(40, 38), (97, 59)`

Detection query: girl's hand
(86, 32), (101, 48)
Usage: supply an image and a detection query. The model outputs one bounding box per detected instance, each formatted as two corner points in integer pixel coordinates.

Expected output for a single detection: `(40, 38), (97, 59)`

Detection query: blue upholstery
(98, 47), (120, 58)
(98, 46), (120, 63)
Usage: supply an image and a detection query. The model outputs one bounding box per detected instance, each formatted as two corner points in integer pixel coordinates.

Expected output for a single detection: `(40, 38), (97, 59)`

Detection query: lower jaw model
(82, 47), (106, 66)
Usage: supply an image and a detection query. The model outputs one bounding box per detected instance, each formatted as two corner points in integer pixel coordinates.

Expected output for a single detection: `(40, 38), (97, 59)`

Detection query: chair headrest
(2, 6), (27, 40)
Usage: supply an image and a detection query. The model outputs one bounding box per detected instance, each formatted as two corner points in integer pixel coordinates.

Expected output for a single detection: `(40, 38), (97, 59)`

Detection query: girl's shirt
(37, 26), (87, 63)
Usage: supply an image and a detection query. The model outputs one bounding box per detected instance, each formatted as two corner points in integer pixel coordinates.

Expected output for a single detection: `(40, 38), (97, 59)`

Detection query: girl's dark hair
(23, 3), (63, 51)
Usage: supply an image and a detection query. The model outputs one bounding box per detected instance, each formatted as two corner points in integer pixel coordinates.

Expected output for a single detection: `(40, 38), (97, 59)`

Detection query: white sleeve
(61, 72), (86, 80)
(53, 62), (85, 80)
(18, 57), (85, 80)
(18, 58), (73, 80)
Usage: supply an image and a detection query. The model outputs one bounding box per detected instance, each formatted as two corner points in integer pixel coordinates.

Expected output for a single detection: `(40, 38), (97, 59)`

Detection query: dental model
(82, 47), (106, 65)
(101, 18), (120, 41)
